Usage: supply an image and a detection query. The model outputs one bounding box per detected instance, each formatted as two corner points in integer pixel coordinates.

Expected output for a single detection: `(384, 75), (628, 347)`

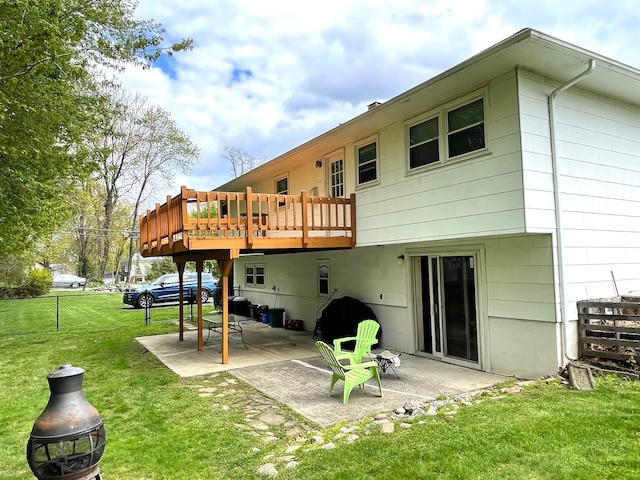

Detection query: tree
(222, 146), (263, 178)
(146, 258), (177, 282)
(0, 0), (193, 259)
(88, 85), (200, 279)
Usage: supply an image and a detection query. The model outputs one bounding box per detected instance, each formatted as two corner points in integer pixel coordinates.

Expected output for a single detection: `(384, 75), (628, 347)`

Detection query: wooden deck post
(301, 190), (309, 247)
(196, 259), (204, 351)
(246, 186), (253, 247)
(218, 257), (234, 364)
(349, 193), (357, 247)
(177, 261), (186, 342)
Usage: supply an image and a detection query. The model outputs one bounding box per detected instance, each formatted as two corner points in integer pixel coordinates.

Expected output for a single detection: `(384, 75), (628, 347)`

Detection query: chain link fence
(0, 291), (207, 336)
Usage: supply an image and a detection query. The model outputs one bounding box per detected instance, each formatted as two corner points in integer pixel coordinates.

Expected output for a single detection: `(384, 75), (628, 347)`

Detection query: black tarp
(319, 296), (381, 345)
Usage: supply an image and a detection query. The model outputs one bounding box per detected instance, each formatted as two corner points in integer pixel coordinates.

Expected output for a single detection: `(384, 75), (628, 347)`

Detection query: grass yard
(0, 291), (208, 335)
(1, 296), (640, 479)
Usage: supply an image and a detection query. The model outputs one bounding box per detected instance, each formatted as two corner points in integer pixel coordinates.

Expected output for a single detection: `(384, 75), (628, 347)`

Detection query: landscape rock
(380, 422), (395, 434)
(256, 463), (278, 477)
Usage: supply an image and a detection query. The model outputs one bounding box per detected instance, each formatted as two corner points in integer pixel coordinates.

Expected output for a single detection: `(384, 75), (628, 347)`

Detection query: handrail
(140, 186), (355, 255)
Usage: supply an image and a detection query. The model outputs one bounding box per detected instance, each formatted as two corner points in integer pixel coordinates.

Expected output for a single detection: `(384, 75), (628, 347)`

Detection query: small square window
(255, 266), (265, 286)
(245, 264), (266, 287)
(245, 266), (254, 285)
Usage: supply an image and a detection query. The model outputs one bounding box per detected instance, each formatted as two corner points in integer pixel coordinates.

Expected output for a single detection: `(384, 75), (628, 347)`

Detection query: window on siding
(317, 261), (329, 296)
(245, 264), (265, 287)
(276, 176), (288, 207)
(330, 158), (344, 197)
(276, 176), (288, 194)
(357, 141), (378, 185)
(447, 98), (485, 158)
(245, 266), (254, 285)
(409, 116), (439, 169)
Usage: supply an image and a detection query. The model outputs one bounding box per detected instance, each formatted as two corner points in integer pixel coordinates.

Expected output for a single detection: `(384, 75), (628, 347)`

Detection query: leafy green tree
(0, 0), (192, 259)
(88, 85), (200, 279)
(146, 258), (177, 282)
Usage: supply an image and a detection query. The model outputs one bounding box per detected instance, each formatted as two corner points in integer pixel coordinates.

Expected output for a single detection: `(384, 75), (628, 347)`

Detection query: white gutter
(548, 59), (596, 364)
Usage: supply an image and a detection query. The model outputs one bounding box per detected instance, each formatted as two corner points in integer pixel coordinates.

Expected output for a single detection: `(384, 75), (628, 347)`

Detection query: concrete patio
(137, 317), (508, 426)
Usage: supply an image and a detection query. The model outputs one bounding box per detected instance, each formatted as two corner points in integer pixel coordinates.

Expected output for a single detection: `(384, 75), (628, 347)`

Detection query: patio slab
(137, 319), (508, 426)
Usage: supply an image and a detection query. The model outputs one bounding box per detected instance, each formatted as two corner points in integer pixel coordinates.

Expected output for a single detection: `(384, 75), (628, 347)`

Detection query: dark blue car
(123, 272), (218, 308)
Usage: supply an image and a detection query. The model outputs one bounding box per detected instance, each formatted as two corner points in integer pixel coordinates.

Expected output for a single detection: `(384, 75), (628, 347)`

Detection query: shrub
(22, 269), (53, 297)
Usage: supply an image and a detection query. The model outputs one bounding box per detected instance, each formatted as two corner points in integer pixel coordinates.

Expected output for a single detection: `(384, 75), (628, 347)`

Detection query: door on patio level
(417, 255), (478, 364)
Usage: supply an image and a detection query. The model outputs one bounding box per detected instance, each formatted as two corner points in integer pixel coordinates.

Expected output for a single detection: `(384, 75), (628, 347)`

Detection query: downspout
(548, 59), (596, 364)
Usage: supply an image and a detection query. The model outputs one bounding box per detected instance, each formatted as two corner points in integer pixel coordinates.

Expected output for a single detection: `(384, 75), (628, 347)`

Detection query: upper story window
(407, 94), (487, 172)
(447, 98), (485, 158)
(409, 116), (439, 169)
(276, 176), (288, 195)
(356, 137), (378, 186)
(276, 175), (288, 207)
(330, 158), (344, 197)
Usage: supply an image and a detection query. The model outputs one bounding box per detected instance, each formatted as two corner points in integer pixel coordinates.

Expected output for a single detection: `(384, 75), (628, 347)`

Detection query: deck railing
(140, 186), (356, 256)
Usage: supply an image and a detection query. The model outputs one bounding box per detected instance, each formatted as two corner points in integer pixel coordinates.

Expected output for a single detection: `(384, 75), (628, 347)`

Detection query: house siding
(519, 69), (640, 304)
(235, 232), (559, 378)
(216, 33), (640, 380)
(355, 70), (526, 246)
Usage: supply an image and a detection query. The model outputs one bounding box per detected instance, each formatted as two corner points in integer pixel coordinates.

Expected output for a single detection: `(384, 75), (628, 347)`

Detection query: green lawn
(0, 291), (207, 335)
(1, 297), (640, 479)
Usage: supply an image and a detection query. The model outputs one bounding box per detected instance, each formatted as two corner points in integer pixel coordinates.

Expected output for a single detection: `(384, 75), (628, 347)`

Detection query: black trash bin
(232, 297), (251, 317)
(227, 296), (237, 314)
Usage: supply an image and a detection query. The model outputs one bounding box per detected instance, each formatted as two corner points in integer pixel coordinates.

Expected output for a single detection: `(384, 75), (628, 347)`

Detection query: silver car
(52, 274), (87, 289)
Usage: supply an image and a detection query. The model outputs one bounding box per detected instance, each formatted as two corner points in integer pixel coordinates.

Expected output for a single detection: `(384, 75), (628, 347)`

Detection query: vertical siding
(519, 69), (640, 300)
(356, 70), (526, 246)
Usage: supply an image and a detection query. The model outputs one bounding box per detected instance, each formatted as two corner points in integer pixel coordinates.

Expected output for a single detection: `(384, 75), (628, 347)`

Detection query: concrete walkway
(137, 319), (508, 426)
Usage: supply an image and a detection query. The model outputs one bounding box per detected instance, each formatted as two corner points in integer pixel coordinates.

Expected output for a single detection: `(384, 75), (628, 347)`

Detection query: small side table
(369, 350), (401, 378)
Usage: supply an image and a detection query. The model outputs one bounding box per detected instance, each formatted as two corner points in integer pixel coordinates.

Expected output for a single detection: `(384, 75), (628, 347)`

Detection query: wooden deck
(140, 186), (356, 258)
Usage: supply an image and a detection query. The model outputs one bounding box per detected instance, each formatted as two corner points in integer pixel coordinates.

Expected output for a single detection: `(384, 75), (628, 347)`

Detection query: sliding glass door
(418, 255), (478, 363)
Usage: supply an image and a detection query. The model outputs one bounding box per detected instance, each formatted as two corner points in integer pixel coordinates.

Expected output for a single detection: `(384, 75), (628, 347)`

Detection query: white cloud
(118, 0), (640, 199)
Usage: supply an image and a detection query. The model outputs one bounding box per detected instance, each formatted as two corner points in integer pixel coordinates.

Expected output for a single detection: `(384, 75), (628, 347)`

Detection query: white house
(206, 28), (640, 379)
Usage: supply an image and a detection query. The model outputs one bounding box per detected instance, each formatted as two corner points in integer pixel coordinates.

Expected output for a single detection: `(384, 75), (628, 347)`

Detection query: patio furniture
(203, 314), (248, 350)
(333, 319), (380, 364)
(368, 350), (401, 378)
(316, 341), (383, 404)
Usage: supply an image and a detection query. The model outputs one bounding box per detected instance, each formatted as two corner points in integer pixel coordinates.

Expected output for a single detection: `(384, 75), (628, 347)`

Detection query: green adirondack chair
(316, 340), (383, 404)
(333, 319), (380, 364)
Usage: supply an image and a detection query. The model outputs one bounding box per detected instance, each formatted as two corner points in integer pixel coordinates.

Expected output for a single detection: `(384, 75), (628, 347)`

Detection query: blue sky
(118, 0), (640, 199)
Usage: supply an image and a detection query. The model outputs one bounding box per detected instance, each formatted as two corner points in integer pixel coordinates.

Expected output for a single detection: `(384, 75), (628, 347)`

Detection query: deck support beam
(217, 257), (234, 364)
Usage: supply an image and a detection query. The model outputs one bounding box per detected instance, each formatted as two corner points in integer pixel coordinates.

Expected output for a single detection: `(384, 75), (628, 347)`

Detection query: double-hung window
(447, 98), (485, 158)
(356, 137), (378, 186)
(409, 116), (439, 169)
(407, 95), (486, 172)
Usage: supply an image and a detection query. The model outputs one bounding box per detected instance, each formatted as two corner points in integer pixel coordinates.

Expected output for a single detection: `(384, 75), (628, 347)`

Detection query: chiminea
(26, 365), (106, 480)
